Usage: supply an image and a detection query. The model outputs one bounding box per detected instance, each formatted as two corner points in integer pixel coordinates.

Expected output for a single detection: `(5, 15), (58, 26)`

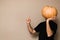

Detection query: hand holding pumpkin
(46, 16), (56, 23)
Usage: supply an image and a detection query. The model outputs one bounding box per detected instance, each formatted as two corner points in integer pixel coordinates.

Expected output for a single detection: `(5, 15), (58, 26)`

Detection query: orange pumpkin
(41, 5), (57, 19)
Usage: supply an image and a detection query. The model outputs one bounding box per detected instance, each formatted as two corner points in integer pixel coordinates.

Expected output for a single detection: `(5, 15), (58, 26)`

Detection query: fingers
(26, 17), (31, 24)
(26, 17), (31, 21)
(47, 16), (56, 22)
(50, 16), (56, 20)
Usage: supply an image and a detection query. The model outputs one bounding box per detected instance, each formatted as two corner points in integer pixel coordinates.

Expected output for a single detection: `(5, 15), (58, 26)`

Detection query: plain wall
(0, 0), (60, 40)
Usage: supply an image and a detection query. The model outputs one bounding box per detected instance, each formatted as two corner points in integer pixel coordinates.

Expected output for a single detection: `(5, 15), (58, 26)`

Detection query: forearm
(27, 23), (36, 34)
(46, 21), (53, 37)
(27, 23), (33, 33)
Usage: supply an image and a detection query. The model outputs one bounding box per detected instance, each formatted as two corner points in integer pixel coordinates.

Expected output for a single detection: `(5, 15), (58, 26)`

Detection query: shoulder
(49, 20), (57, 29)
(49, 20), (57, 25)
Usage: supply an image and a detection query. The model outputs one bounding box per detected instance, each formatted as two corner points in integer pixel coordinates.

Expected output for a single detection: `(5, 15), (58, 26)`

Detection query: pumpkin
(41, 5), (57, 19)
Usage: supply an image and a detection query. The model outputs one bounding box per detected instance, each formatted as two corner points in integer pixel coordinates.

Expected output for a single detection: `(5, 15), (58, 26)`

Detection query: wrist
(27, 23), (30, 25)
(46, 19), (49, 24)
(47, 19), (49, 22)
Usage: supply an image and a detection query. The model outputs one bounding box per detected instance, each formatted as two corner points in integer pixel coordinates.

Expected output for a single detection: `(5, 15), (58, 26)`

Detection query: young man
(26, 6), (57, 40)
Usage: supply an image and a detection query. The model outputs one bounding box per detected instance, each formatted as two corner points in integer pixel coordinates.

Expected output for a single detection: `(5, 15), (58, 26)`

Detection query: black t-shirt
(34, 20), (57, 40)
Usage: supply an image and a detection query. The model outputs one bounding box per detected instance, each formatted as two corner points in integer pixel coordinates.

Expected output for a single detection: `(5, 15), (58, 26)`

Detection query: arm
(26, 17), (36, 34)
(46, 17), (56, 37)
(46, 20), (53, 37)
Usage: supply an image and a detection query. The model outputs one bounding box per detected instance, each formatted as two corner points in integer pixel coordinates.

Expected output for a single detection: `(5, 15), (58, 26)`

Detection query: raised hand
(26, 17), (31, 24)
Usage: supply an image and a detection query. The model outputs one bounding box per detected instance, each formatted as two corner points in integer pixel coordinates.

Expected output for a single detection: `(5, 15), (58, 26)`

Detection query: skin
(26, 16), (56, 37)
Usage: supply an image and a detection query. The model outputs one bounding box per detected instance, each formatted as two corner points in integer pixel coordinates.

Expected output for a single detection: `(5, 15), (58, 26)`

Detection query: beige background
(0, 0), (60, 40)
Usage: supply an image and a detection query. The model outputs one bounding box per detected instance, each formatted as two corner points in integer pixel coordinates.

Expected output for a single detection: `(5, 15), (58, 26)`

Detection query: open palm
(26, 17), (31, 24)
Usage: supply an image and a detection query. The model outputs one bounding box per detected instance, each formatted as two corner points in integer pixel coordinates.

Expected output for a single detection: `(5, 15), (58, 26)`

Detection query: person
(26, 5), (57, 40)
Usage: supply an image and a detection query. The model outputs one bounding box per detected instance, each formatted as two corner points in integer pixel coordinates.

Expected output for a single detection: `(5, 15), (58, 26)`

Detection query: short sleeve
(49, 20), (57, 35)
(34, 23), (42, 32)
